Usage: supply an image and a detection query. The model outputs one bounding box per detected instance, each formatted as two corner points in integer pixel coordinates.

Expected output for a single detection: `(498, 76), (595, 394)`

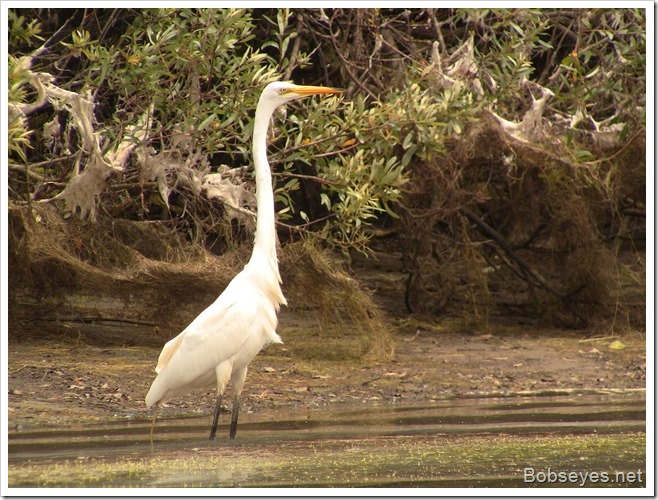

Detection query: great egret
(145, 82), (343, 440)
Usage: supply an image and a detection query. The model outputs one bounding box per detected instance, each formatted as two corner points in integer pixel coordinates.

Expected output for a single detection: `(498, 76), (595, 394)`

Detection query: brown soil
(7, 229), (647, 432)
(7, 310), (646, 432)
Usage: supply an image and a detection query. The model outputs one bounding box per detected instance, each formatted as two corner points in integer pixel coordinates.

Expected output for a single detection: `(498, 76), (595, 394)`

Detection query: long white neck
(250, 96), (281, 276)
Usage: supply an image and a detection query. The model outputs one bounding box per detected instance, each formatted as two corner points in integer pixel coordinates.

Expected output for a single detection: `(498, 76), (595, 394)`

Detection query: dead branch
(460, 206), (589, 325)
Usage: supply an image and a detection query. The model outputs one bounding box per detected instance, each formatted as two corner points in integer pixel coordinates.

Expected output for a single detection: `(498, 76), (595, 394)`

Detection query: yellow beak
(286, 85), (344, 96)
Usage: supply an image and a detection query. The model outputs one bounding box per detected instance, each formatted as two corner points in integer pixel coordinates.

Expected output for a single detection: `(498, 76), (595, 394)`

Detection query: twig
(327, 15), (379, 101)
(277, 213), (336, 232)
(582, 127), (645, 166)
(620, 208), (645, 218)
(31, 11), (79, 60)
(461, 207), (588, 325)
(110, 180), (158, 190)
(12, 155), (74, 171)
(33, 315), (157, 327)
(426, 9), (446, 54)
(273, 123), (392, 163)
(9, 164), (45, 181)
(283, 16), (303, 81)
(315, 142), (358, 158)
(513, 223), (547, 250)
(362, 375), (382, 385)
(270, 131), (357, 167)
(276, 171), (339, 186)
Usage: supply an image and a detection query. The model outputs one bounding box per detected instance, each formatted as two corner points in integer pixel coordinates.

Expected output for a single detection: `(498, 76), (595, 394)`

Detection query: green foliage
(76, 9), (275, 156)
(556, 9), (645, 114)
(439, 8), (646, 127)
(7, 7), (647, 258)
(268, 91), (410, 250)
(8, 10), (43, 49)
(7, 7), (44, 164)
(8, 8), (411, 252)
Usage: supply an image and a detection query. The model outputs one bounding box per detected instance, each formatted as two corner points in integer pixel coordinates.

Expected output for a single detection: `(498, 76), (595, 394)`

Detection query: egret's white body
(144, 261), (283, 407)
(145, 81), (342, 439)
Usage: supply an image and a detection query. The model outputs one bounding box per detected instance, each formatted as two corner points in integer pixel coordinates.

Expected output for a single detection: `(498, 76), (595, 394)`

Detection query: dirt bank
(7, 311), (646, 432)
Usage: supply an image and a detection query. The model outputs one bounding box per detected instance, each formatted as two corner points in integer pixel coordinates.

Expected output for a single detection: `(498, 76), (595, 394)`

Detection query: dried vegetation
(7, 8), (647, 349)
(401, 112), (645, 330)
(9, 203), (392, 358)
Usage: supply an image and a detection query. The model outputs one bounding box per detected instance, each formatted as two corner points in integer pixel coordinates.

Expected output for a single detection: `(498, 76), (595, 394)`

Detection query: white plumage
(145, 81), (342, 439)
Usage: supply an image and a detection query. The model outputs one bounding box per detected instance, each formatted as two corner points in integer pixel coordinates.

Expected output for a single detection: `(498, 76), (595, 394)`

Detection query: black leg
(209, 393), (223, 440)
(229, 395), (240, 439)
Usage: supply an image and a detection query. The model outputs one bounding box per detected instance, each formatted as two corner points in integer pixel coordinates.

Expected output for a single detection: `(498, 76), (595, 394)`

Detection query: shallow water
(7, 392), (646, 488)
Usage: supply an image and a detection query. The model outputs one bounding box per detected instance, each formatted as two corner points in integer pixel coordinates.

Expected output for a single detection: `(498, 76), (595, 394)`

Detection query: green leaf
(575, 149), (595, 162)
(509, 22), (524, 36)
(585, 66), (601, 79)
(198, 113), (217, 131)
(619, 123), (630, 142)
(402, 131), (414, 150)
(401, 145), (418, 168)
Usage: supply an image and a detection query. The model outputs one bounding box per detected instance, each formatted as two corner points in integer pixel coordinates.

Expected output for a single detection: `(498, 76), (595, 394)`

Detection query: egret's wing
(145, 289), (258, 407)
(154, 332), (184, 374)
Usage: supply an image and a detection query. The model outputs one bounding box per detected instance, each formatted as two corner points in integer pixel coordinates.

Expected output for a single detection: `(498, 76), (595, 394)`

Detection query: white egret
(145, 82), (343, 440)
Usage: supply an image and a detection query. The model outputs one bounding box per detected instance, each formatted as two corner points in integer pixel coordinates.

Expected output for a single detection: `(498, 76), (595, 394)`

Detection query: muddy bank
(7, 310), (646, 431)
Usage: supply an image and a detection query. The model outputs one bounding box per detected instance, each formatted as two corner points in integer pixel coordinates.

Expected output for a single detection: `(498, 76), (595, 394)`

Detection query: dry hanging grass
(399, 112), (645, 331)
(8, 202), (394, 360)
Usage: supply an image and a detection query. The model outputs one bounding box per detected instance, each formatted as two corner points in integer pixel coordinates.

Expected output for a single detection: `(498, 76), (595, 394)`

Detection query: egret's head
(260, 81), (343, 108)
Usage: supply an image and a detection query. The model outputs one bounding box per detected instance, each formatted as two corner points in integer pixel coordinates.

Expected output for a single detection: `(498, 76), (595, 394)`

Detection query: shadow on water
(7, 392), (646, 488)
